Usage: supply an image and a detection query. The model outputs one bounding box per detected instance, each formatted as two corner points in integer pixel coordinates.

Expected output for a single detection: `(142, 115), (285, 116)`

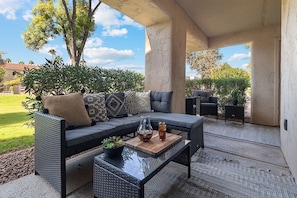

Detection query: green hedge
(22, 59), (144, 96)
(21, 59), (145, 119)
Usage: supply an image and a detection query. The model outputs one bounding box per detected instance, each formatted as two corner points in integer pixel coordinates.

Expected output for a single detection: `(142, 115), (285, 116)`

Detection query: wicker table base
(93, 140), (191, 198)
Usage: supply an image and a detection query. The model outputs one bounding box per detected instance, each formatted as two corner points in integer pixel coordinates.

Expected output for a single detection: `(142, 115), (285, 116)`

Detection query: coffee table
(93, 138), (191, 198)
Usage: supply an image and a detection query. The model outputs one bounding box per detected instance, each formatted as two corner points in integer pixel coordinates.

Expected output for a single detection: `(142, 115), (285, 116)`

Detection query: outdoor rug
(68, 150), (297, 198)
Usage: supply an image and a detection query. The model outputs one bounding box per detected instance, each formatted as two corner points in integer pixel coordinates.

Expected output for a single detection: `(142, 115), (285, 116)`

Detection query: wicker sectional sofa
(34, 91), (204, 198)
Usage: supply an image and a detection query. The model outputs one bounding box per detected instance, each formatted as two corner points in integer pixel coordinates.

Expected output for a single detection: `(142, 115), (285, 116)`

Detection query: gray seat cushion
(139, 112), (203, 129)
(66, 116), (140, 147)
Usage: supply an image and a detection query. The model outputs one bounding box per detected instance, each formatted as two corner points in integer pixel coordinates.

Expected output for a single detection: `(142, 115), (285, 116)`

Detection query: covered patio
(1, 0), (297, 197)
(101, 0), (297, 180)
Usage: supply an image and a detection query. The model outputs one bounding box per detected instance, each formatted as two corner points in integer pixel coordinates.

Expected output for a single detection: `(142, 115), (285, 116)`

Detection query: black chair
(186, 90), (218, 119)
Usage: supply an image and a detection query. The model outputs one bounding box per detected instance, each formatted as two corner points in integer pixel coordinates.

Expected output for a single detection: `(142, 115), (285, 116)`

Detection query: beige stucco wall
(145, 19), (187, 113)
(209, 25), (280, 126)
(281, 0), (297, 180)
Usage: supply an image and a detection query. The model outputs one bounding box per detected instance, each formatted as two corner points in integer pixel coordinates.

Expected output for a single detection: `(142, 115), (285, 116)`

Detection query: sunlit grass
(0, 94), (34, 154)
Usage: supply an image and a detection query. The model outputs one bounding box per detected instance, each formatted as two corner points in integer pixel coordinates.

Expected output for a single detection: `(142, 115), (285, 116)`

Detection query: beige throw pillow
(42, 92), (92, 128)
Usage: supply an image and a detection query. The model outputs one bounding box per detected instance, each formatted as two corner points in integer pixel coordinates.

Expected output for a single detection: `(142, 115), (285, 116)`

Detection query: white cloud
(84, 47), (134, 65)
(94, 3), (143, 37)
(241, 63), (250, 70)
(0, 0), (18, 20)
(95, 4), (121, 27)
(85, 37), (103, 48)
(0, 0), (32, 20)
(102, 28), (128, 37)
(228, 52), (251, 62)
(22, 10), (32, 21)
(38, 44), (62, 57)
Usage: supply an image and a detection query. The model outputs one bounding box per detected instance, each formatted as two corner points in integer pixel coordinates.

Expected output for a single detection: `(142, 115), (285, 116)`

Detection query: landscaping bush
(22, 59), (145, 119)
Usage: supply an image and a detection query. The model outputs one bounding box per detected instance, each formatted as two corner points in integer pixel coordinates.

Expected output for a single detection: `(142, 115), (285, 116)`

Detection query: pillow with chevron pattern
(135, 91), (151, 113)
(124, 91), (139, 115)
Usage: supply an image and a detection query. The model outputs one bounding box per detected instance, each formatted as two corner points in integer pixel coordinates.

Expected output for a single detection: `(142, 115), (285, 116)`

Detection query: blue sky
(0, 0), (250, 77)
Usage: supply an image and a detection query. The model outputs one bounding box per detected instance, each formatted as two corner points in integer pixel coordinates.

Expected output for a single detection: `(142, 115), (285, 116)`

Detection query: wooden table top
(125, 131), (182, 155)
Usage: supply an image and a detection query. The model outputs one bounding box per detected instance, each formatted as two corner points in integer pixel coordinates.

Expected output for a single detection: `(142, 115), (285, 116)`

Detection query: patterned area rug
(68, 150), (297, 198)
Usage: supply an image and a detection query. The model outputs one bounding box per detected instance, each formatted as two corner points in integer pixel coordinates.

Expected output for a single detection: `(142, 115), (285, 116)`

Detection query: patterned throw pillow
(84, 93), (108, 122)
(135, 91), (151, 113)
(124, 91), (139, 115)
(105, 92), (128, 118)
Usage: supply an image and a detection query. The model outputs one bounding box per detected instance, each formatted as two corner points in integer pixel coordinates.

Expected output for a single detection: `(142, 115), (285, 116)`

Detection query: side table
(225, 105), (244, 124)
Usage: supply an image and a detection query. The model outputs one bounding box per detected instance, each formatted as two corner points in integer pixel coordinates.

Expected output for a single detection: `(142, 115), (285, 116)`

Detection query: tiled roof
(0, 63), (39, 71)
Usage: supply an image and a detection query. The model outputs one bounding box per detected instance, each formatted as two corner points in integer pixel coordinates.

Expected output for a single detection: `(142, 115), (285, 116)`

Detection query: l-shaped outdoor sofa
(34, 90), (204, 198)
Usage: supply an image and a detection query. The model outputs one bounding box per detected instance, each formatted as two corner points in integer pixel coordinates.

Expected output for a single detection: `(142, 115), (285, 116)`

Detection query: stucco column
(145, 20), (186, 113)
(250, 27), (280, 126)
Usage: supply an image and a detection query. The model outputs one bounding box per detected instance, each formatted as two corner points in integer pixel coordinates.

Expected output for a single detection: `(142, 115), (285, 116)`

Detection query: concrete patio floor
(0, 117), (292, 198)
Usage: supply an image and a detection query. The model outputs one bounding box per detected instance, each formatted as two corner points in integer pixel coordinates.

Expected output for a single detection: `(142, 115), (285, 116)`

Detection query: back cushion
(192, 90), (210, 103)
(150, 91), (173, 113)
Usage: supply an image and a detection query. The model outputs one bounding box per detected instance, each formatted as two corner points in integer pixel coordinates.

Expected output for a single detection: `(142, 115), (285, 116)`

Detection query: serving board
(125, 131), (182, 156)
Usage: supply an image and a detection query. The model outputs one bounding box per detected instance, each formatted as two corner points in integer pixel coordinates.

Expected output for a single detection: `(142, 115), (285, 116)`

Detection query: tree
(0, 67), (5, 82)
(19, 61), (25, 64)
(23, 0), (102, 65)
(5, 58), (11, 63)
(28, 60), (34, 65)
(211, 63), (250, 81)
(186, 49), (222, 78)
(0, 51), (6, 65)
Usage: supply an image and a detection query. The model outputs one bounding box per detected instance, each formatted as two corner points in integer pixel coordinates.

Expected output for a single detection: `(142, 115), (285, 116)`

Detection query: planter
(103, 146), (124, 158)
(232, 99), (238, 105)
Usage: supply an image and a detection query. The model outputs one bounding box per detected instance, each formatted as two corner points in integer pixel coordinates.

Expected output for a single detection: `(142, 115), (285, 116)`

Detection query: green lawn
(0, 94), (34, 154)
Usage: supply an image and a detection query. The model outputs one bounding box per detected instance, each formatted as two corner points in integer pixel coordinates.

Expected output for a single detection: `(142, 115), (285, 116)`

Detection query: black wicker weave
(93, 140), (191, 198)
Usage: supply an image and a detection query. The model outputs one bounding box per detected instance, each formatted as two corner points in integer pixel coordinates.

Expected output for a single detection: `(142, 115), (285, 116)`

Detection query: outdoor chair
(186, 90), (218, 119)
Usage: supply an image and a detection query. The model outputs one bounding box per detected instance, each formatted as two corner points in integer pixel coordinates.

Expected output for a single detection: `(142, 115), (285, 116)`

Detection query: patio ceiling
(102, 0), (281, 51)
(175, 0), (281, 38)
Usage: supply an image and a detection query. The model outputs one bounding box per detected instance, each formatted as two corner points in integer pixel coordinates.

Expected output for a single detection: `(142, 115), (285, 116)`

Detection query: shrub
(21, 59), (145, 121)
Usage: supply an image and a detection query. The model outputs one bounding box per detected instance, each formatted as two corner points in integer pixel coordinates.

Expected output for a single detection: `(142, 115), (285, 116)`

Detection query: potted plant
(231, 88), (238, 105)
(101, 136), (125, 158)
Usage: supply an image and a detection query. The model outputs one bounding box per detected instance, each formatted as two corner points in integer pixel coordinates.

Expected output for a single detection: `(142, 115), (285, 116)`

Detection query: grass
(0, 94), (34, 154)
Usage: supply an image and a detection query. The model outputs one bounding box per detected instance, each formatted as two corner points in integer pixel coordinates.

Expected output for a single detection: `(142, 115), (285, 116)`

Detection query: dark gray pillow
(192, 90), (210, 103)
(150, 91), (173, 113)
(105, 92), (128, 118)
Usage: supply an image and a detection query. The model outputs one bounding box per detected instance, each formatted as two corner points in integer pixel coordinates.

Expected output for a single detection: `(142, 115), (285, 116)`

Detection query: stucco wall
(251, 27), (280, 126)
(145, 19), (187, 113)
(145, 21), (173, 92)
(281, 0), (297, 180)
